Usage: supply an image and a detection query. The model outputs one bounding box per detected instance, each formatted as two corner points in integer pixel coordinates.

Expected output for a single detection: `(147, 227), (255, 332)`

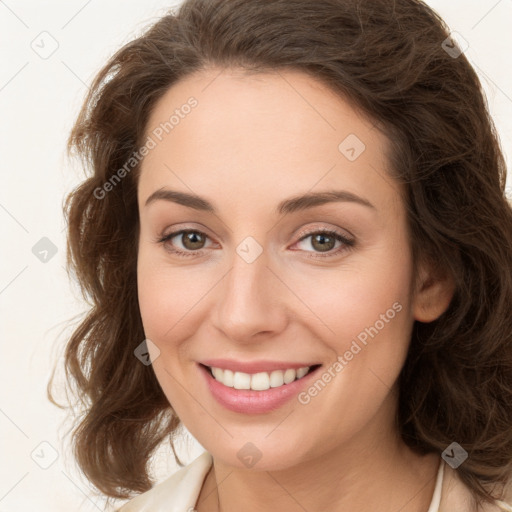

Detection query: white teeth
(269, 370), (284, 388)
(296, 367), (309, 379)
(251, 372), (270, 391)
(222, 369), (233, 387)
(208, 365), (312, 390)
(211, 367), (223, 381)
(283, 368), (296, 384)
(233, 371), (251, 389)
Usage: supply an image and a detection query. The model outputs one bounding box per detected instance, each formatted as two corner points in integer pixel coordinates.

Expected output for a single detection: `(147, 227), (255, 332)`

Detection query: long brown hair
(48, 0), (512, 507)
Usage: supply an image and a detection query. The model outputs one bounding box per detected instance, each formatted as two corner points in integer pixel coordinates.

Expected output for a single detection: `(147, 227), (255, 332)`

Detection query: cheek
(341, 279), (414, 412)
(299, 234), (414, 384)
(137, 260), (170, 341)
(325, 265), (412, 350)
(291, 256), (414, 442)
(136, 245), (215, 355)
(136, 251), (198, 408)
(137, 244), (183, 345)
(296, 242), (413, 343)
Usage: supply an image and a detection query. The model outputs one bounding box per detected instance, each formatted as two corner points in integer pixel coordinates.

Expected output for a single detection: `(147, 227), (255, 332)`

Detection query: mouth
(198, 362), (323, 414)
(200, 363), (322, 391)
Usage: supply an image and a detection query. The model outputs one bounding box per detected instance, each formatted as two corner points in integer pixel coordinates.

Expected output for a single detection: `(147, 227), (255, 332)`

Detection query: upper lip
(200, 359), (321, 374)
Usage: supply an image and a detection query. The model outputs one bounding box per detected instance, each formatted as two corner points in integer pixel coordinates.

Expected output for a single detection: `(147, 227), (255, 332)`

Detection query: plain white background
(1, 1), (511, 510)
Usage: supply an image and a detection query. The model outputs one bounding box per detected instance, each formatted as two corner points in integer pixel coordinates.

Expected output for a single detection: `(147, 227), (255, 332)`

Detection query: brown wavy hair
(48, 0), (512, 507)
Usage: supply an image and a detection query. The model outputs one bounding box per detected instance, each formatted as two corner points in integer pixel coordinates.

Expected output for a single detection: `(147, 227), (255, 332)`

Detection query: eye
(157, 227), (355, 259)
(293, 228), (355, 259)
(158, 229), (213, 257)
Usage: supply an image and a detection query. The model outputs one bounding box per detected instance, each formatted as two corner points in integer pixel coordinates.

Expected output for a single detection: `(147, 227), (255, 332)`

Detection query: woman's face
(136, 67), (438, 470)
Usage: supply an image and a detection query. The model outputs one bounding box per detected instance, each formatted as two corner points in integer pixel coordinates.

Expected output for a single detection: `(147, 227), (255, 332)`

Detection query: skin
(136, 67), (454, 512)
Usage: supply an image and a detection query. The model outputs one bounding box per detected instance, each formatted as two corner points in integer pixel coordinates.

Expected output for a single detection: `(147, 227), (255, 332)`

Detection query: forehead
(138, 67), (400, 215)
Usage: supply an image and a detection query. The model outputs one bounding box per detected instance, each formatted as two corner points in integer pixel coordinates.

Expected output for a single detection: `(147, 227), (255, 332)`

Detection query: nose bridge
(213, 237), (285, 341)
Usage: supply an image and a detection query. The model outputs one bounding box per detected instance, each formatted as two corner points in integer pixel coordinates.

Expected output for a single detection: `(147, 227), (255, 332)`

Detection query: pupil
(313, 234), (334, 252)
(184, 232), (204, 249)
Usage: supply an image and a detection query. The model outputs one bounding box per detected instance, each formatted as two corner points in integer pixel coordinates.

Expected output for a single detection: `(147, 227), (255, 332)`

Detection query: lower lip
(198, 364), (321, 414)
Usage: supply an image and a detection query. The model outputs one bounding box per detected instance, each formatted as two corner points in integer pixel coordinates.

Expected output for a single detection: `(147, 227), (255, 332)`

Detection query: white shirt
(117, 451), (512, 512)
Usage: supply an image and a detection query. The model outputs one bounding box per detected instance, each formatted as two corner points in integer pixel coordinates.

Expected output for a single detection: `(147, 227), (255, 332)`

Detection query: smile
(198, 362), (323, 414)
(206, 365), (317, 390)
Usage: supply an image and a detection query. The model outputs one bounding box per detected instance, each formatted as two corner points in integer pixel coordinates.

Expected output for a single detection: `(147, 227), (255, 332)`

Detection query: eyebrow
(144, 188), (375, 214)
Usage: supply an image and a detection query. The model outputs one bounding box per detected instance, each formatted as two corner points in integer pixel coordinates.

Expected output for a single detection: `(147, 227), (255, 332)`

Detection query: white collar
(118, 451), (512, 512)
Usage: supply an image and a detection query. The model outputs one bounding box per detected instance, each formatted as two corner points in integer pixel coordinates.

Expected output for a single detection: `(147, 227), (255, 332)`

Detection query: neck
(196, 397), (440, 512)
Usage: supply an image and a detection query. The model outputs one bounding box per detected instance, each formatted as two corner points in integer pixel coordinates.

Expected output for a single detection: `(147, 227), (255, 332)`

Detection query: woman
(48, 0), (512, 510)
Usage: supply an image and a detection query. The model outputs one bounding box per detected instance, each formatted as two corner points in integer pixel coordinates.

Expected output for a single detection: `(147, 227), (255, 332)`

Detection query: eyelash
(157, 227), (355, 259)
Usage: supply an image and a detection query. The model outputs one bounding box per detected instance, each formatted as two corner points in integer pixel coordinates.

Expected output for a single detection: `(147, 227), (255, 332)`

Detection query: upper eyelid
(160, 227), (214, 243)
(159, 221), (354, 239)
(296, 226), (353, 241)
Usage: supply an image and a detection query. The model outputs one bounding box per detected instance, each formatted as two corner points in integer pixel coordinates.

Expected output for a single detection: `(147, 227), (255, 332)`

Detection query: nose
(211, 243), (288, 344)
